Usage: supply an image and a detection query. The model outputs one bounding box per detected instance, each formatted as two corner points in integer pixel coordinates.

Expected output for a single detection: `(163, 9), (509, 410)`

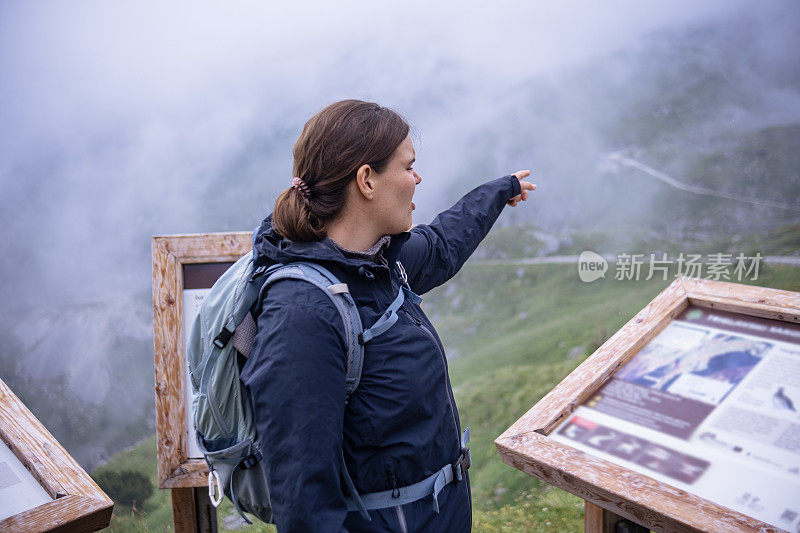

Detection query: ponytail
(272, 187), (326, 242)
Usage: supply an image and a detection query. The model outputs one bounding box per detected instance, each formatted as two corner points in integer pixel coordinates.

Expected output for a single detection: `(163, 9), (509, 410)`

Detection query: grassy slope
(96, 258), (800, 532)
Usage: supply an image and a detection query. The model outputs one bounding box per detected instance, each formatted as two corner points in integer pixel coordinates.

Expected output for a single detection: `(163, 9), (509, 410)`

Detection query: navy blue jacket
(241, 175), (522, 532)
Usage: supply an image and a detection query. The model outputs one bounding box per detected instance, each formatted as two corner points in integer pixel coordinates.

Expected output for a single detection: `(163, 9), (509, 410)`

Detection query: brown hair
(272, 99), (410, 242)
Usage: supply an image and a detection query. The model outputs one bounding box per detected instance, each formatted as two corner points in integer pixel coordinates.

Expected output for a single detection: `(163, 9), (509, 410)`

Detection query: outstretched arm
(399, 171), (536, 294)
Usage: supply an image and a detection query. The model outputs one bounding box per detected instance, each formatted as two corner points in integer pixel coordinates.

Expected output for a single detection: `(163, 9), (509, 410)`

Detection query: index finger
(512, 170), (531, 180)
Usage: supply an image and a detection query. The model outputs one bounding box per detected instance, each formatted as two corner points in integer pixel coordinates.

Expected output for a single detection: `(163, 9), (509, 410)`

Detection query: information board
(0, 377), (113, 531)
(496, 277), (800, 533)
(182, 262), (233, 459)
(0, 441), (51, 521)
(551, 305), (800, 531)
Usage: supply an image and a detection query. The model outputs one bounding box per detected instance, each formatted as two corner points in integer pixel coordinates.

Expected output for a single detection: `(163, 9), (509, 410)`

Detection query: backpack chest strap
(359, 285), (422, 345)
(359, 286), (404, 344)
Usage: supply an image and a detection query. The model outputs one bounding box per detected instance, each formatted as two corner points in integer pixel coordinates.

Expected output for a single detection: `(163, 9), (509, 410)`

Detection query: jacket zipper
(400, 307), (461, 444)
(406, 307), (472, 519)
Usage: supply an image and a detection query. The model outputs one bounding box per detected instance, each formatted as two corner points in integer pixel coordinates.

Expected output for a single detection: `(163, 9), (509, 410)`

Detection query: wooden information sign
(496, 277), (800, 533)
(0, 378), (113, 532)
(152, 232), (251, 532)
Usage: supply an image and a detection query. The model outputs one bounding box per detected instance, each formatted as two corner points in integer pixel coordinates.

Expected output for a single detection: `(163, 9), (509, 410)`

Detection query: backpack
(186, 242), (469, 525)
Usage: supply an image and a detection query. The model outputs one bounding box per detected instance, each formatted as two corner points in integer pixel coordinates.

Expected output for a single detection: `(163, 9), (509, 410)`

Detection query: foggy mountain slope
(600, 123), (800, 236)
(0, 296), (155, 467)
(10, 296), (152, 394)
(1, 4), (798, 471)
(460, 14), (800, 235)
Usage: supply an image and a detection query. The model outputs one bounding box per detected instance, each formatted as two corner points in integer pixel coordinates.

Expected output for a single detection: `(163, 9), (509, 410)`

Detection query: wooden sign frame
(496, 276), (800, 533)
(0, 378), (113, 532)
(152, 232), (252, 490)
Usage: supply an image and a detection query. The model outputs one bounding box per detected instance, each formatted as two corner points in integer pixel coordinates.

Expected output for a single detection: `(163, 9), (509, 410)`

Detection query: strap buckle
(250, 265), (268, 281)
(240, 451), (262, 470)
(213, 328), (233, 349)
(451, 449), (471, 482)
(213, 318), (236, 348)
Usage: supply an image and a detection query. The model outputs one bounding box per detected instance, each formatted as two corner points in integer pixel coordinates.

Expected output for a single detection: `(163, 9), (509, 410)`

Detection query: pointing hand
(507, 170), (536, 207)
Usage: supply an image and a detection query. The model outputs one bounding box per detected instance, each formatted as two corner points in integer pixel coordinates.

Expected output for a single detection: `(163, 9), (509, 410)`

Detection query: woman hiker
(241, 99), (536, 532)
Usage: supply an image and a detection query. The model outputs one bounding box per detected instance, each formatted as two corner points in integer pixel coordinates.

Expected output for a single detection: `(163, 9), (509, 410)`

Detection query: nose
(413, 170), (422, 185)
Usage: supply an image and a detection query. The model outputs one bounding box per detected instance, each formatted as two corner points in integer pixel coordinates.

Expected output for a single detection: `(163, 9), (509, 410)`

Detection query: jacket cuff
(505, 174), (521, 198)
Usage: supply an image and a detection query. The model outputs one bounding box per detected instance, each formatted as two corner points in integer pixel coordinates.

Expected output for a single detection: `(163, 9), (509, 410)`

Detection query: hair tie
(291, 176), (312, 204)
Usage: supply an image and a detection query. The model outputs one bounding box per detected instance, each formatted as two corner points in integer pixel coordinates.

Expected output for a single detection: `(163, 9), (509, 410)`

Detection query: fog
(1, 0), (798, 467)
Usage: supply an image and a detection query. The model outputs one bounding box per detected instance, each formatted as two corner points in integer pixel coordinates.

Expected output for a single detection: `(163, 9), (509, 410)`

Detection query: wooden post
(171, 487), (217, 533)
(194, 486), (218, 533)
(171, 488), (197, 533)
(584, 501), (619, 533)
(585, 501), (651, 533)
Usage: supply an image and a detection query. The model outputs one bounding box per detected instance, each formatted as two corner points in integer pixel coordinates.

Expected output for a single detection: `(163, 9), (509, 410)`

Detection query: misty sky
(1, 0), (798, 303)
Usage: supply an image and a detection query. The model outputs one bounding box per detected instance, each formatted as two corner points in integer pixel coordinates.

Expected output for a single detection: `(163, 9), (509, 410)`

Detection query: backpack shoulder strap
(261, 262), (365, 398)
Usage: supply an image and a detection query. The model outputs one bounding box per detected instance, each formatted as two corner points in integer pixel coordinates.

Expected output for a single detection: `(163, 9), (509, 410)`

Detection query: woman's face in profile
(372, 134), (422, 234)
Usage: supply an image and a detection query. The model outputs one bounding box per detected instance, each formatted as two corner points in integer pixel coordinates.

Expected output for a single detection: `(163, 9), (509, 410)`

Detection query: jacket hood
(253, 214), (411, 273)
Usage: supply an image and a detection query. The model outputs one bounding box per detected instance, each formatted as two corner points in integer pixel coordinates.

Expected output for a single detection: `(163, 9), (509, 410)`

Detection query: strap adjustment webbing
(343, 428), (470, 516)
(344, 461), (455, 515)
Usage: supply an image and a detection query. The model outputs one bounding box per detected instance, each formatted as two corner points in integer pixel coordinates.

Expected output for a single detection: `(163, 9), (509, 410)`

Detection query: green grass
(96, 255), (800, 531)
(91, 436), (172, 532)
(473, 488), (585, 532)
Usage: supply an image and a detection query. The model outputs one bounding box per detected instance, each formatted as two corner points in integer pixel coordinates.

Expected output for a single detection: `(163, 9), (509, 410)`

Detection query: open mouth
(411, 201), (415, 210)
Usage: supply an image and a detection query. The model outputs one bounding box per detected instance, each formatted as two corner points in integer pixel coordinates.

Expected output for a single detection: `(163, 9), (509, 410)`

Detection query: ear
(355, 164), (376, 200)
